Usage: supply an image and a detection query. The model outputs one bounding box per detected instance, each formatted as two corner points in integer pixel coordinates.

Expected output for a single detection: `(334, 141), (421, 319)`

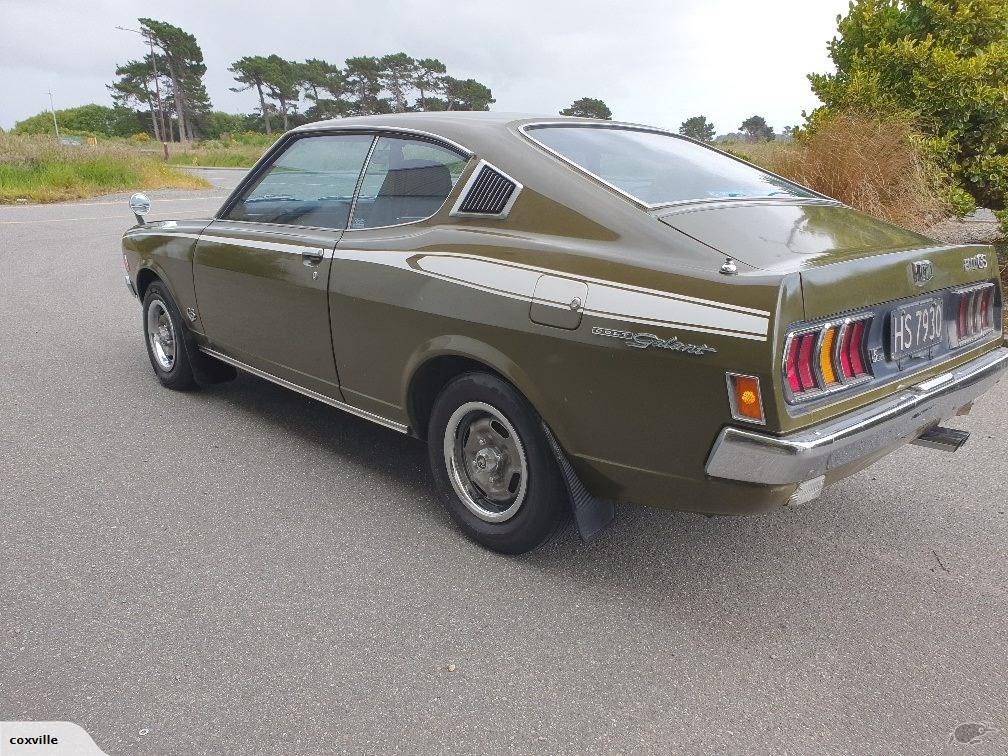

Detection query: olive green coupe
(121, 112), (1007, 553)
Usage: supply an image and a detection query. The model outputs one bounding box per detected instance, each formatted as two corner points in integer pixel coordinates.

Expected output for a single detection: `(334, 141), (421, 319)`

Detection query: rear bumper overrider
(705, 346), (1008, 488)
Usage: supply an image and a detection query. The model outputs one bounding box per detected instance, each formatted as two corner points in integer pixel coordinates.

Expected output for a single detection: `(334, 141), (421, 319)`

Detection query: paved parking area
(1, 172), (1007, 754)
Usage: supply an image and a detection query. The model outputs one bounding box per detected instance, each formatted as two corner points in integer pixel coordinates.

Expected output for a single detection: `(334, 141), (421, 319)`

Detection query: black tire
(427, 372), (566, 554)
(142, 281), (198, 391)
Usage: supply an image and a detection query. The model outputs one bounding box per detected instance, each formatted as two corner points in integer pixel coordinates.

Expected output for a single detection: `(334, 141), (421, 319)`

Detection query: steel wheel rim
(443, 401), (529, 523)
(146, 300), (176, 372)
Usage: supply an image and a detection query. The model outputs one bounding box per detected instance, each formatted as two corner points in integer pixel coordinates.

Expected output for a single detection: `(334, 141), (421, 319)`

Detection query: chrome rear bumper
(705, 346), (1008, 486)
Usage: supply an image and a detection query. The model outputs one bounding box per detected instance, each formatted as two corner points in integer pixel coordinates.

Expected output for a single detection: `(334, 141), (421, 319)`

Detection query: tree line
(12, 15), (783, 148)
(678, 114), (788, 144)
(227, 53), (494, 135)
(97, 18), (496, 141)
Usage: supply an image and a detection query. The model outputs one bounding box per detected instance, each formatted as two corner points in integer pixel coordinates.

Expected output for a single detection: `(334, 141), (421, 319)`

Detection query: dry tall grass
(0, 133), (209, 203)
(731, 112), (949, 231)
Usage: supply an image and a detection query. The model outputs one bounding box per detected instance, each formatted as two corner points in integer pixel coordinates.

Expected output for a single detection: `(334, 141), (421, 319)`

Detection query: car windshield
(526, 125), (816, 206)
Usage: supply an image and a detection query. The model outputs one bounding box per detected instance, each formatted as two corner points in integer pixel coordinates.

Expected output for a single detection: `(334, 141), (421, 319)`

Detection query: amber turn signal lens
(819, 326), (837, 385)
(728, 373), (764, 423)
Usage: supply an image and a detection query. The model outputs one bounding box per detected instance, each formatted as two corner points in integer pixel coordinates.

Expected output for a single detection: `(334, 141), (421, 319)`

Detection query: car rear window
(526, 125), (816, 206)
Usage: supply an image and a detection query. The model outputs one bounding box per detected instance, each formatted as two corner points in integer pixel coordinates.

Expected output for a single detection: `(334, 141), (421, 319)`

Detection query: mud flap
(543, 425), (616, 541)
(181, 329), (236, 385)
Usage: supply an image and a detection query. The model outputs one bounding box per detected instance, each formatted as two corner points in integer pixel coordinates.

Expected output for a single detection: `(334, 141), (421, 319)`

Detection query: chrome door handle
(302, 248), (324, 266)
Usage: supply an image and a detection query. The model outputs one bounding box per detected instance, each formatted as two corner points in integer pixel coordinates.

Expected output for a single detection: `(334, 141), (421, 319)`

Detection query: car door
(193, 133), (374, 398)
(330, 134), (470, 418)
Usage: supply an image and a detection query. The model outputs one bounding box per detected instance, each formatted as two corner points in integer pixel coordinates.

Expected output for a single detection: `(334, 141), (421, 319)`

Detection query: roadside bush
(731, 110), (955, 230)
(14, 104), (141, 138)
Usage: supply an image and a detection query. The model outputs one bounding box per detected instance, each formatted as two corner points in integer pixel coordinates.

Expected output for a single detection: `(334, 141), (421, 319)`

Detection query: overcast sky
(0, 0), (848, 133)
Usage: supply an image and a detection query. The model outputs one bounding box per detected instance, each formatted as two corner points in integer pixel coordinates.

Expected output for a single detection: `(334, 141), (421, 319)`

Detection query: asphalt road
(1, 170), (1007, 755)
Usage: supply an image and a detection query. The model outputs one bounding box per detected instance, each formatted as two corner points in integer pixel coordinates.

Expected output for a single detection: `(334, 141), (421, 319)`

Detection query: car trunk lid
(657, 201), (996, 319)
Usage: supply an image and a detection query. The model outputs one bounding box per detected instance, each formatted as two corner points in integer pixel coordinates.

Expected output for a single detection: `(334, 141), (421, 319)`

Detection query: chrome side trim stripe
(199, 347), (409, 434)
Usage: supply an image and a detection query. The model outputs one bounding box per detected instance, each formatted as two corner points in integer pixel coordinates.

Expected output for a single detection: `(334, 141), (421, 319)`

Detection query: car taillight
(844, 320), (867, 379)
(954, 283), (996, 344)
(785, 337), (801, 393)
(784, 316), (872, 402)
(797, 333), (815, 390)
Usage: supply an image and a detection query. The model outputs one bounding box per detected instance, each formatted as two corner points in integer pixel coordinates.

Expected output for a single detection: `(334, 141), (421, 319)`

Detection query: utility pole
(48, 90), (60, 142)
(116, 25), (169, 159)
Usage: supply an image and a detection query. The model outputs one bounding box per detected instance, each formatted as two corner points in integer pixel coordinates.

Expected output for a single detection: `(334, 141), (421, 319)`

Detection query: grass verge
(164, 134), (274, 169)
(166, 148), (262, 168)
(0, 134), (210, 203)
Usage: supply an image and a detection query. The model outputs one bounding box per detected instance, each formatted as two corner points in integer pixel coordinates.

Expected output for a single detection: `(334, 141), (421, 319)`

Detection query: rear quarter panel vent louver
(450, 160), (522, 219)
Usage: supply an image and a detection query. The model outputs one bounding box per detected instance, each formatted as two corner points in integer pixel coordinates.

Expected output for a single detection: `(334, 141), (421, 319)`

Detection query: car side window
(350, 136), (468, 229)
(225, 134), (374, 229)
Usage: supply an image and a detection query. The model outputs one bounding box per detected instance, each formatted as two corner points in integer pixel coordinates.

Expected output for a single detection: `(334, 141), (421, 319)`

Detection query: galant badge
(911, 260), (934, 286)
(592, 326), (716, 356)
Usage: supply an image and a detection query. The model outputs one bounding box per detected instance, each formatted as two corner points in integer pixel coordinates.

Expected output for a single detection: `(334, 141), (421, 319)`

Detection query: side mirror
(129, 192), (151, 225)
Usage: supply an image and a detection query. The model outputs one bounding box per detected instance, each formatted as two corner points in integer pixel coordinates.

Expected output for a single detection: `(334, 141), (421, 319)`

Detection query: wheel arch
(135, 266), (162, 301)
(403, 336), (558, 443)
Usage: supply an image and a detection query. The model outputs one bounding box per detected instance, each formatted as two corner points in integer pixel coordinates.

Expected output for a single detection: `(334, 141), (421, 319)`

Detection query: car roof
(291, 111), (624, 148)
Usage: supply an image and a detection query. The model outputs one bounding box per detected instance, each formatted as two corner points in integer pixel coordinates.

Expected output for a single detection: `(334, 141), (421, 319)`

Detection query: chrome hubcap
(443, 401), (528, 523)
(146, 300), (176, 371)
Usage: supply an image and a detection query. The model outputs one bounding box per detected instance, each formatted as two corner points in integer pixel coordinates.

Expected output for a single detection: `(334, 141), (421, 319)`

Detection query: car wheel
(427, 372), (566, 554)
(142, 281), (197, 391)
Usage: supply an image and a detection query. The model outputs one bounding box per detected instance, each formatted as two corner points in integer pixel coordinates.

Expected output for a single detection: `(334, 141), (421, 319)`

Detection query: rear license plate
(890, 298), (943, 360)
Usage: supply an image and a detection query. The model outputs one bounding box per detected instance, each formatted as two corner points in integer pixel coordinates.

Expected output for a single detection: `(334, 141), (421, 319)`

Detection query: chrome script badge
(592, 326), (717, 355)
(963, 253), (988, 272)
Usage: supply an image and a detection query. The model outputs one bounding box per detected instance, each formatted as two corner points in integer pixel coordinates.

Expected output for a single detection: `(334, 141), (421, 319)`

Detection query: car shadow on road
(191, 369), (860, 589)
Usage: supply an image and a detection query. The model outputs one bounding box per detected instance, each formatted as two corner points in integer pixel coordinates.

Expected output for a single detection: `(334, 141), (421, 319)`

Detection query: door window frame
(214, 127), (474, 234)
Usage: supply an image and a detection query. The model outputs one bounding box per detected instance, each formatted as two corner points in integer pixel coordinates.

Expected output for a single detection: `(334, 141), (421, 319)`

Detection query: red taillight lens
(838, 320), (867, 379)
(797, 333), (816, 390)
(786, 317), (872, 402)
(955, 284), (996, 344)
(848, 321), (866, 376)
(785, 336), (801, 393)
(839, 323), (854, 378)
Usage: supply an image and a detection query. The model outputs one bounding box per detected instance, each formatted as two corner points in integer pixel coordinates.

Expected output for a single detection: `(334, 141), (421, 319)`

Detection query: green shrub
(807, 0), (1008, 212)
(14, 104), (141, 138)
